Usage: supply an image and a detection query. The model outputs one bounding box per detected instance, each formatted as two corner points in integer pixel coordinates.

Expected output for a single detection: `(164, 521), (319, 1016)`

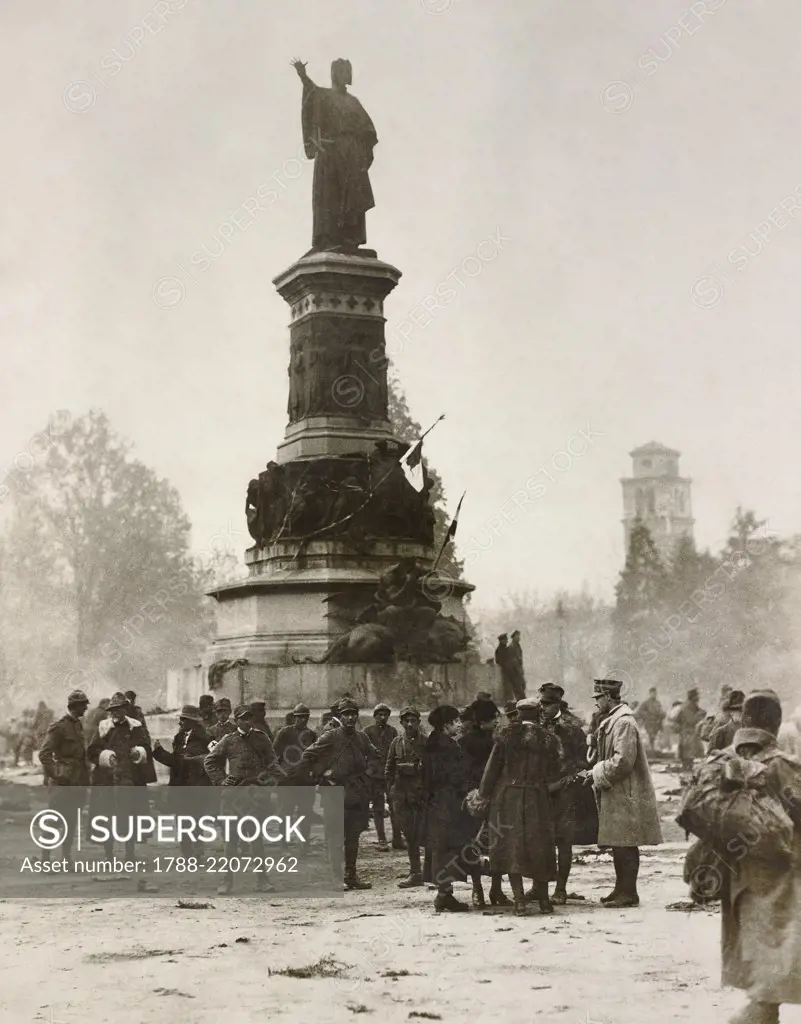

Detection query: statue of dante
(291, 58), (377, 254)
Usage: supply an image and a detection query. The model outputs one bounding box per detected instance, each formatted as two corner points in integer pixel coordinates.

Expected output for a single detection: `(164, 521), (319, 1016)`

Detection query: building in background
(621, 442), (694, 563)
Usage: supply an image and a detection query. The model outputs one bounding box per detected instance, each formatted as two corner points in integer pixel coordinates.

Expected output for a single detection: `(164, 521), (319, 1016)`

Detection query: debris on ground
(270, 955), (351, 979)
(176, 900), (213, 910)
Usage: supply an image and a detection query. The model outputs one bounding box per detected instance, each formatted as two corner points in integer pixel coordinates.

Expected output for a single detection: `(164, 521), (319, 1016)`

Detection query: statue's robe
(301, 80), (377, 250)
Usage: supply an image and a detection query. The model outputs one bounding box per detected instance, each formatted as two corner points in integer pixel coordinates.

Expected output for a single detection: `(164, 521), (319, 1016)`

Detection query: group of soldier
(32, 675), (668, 916)
(633, 684), (746, 767)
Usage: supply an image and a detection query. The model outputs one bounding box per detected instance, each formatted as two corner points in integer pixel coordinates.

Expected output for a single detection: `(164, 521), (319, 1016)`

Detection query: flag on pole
(399, 414), (445, 492)
(434, 491), (466, 569)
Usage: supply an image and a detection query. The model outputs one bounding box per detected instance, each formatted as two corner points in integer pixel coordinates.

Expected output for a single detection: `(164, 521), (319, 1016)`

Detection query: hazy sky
(4, 0), (801, 609)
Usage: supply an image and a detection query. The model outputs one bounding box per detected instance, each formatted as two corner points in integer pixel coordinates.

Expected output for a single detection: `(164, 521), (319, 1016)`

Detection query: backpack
(676, 751), (794, 866)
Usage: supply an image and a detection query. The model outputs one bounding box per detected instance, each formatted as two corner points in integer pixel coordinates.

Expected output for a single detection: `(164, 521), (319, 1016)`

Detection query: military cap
(687, 688), (700, 701)
(497, 633), (508, 641)
(198, 694), (214, 708)
(67, 690), (90, 705)
(214, 697), (232, 710)
(516, 697), (541, 722)
(593, 678), (623, 697)
(250, 700), (266, 710)
(179, 704), (202, 722)
(503, 700), (519, 716)
(233, 704), (254, 720)
(293, 702), (310, 716)
(107, 693), (129, 711)
(399, 705), (421, 720)
(338, 697), (360, 713)
(373, 702), (391, 716)
(539, 682), (565, 704)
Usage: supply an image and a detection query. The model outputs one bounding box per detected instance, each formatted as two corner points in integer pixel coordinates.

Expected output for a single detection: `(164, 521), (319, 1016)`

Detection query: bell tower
(620, 442), (694, 563)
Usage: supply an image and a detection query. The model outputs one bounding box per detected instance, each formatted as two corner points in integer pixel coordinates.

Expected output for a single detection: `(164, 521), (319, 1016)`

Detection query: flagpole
(399, 413), (445, 466)
(433, 490), (466, 570)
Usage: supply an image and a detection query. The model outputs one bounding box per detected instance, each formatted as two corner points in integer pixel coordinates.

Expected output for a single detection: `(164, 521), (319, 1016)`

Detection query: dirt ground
(1, 765), (799, 1024)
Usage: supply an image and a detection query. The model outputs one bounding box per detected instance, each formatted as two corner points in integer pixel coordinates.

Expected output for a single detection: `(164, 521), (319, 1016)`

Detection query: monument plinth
(203, 57), (477, 708)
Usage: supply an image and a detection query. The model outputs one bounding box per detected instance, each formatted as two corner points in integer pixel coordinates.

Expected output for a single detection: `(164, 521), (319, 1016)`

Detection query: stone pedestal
(206, 248), (474, 688)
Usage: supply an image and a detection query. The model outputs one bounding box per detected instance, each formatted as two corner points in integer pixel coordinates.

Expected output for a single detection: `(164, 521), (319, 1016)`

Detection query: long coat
(675, 700), (707, 761)
(422, 731), (477, 886)
(478, 722), (560, 879)
(87, 716), (151, 819)
(591, 703), (662, 847)
(719, 730), (801, 1004)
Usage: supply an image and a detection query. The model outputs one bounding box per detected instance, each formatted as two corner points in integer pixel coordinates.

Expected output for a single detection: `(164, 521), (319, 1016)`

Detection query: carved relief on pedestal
(286, 315), (388, 424)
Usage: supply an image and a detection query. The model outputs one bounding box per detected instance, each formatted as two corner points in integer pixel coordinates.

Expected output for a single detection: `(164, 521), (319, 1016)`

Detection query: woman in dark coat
(478, 699), (561, 915)
(459, 698), (510, 906)
(423, 705), (481, 913)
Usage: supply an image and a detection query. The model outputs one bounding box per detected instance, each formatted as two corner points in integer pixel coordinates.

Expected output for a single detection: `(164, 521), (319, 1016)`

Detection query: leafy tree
(1, 410), (210, 707)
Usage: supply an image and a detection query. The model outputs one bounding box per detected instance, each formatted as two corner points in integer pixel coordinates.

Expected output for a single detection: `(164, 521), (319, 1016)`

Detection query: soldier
(203, 704), (284, 895)
(675, 688), (707, 770)
(579, 678), (662, 907)
(274, 703), (318, 851)
(38, 689), (91, 862)
(707, 689), (744, 752)
(15, 708), (37, 766)
(386, 706), (426, 887)
(198, 694), (216, 734)
(537, 683), (588, 905)
(84, 698), (110, 738)
(32, 701), (55, 748)
(363, 703), (401, 850)
(208, 697), (236, 742)
(634, 687), (666, 754)
(250, 701), (275, 743)
(300, 697), (382, 890)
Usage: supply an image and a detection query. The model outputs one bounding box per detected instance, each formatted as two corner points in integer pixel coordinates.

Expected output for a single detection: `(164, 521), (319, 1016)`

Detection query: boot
(374, 815), (389, 851)
(217, 875), (234, 896)
(398, 872), (424, 888)
(344, 836), (371, 889)
(604, 848), (639, 907)
(471, 878), (486, 908)
(389, 812), (406, 849)
(489, 875), (511, 906)
(510, 874), (530, 916)
(435, 891), (470, 913)
(536, 880), (554, 914)
(729, 1001), (779, 1024)
(255, 873), (275, 893)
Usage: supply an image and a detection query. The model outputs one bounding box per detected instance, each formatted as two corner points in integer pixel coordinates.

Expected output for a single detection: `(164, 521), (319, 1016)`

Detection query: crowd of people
(13, 675), (801, 1021)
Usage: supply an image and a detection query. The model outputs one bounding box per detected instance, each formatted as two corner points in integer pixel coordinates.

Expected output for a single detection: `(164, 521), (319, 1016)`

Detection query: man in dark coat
(38, 689), (91, 861)
(300, 697), (382, 890)
(538, 683), (590, 904)
(203, 704), (284, 894)
(507, 630), (527, 699)
(386, 706), (426, 887)
(479, 698), (561, 914)
(364, 703), (401, 850)
(198, 694), (216, 735)
(87, 692), (151, 863)
(274, 703), (318, 851)
(423, 704), (481, 912)
(459, 697), (509, 906)
(152, 704), (210, 856)
(250, 701), (275, 743)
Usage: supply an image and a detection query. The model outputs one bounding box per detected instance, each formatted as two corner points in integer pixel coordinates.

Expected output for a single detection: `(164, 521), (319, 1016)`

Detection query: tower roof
(629, 440), (680, 458)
